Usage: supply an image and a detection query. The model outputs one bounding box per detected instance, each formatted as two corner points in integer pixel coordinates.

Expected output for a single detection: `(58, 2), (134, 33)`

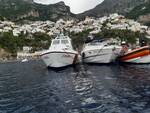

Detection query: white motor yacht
(41, 34), (78, 68)
(81, 39), (122, 63)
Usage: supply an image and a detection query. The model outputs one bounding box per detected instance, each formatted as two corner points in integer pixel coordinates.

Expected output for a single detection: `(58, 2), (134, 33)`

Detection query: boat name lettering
(63, 54), (72, 57)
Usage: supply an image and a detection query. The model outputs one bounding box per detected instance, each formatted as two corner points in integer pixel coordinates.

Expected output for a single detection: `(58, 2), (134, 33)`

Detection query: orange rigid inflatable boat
(119, 46), (150, 63)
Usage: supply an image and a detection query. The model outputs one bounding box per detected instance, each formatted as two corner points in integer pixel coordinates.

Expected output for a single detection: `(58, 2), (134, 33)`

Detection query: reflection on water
(0, 60), (150, 113)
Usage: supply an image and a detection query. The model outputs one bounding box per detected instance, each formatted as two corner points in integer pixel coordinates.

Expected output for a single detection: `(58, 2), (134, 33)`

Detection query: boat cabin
(85, 38), (120, 47)
(85, 39), (106, 47)
(50, 34), (73, 49)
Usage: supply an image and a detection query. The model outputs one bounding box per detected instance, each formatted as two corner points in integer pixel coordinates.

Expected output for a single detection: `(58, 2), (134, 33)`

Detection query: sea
(0, 60), (150, 113)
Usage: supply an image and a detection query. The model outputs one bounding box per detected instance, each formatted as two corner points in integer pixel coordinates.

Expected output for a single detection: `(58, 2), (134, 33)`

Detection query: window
(52, 40), (60, 45)
(61, 40), (69, 44)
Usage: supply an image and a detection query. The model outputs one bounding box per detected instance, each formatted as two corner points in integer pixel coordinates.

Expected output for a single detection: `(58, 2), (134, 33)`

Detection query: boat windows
(61, 40), (69, 44)
(52, 40), (60, 45)
(89, 42), (100, 46)
(87, 40), (102, 46)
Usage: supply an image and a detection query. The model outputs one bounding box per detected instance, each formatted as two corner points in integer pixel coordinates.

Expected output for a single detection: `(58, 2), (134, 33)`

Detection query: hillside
(78, 0), (146, 18)
(127, 1), (150, 25)
(0, 0), (149, 21)
(0, 0), (75, 21)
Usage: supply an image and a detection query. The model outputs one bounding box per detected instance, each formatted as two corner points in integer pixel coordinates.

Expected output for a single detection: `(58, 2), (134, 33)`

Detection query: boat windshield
(52, 40), (60, 45)
(88, 40), (102, 46)
(61, 40), (69, 44)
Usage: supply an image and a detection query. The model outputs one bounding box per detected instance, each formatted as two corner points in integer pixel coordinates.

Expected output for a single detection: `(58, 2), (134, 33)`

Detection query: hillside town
(0, 13), (150, 37)
(0, 13), (150, 60)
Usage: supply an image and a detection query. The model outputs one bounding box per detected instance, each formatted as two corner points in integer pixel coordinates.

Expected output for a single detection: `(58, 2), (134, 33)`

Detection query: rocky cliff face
(138, 14), (150, 23)
(127, 1), (150, 25)
(0, 0), (75, 21)
(78, 0), (146, 18)
(0, 0), (149, 23)
(34, 2), (75, 21)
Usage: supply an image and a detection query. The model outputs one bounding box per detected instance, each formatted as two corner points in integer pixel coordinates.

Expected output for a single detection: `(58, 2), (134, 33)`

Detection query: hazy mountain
(0, 0), (75, 21)
(0, 0), (149, 22)
(78, 0), (147, 18)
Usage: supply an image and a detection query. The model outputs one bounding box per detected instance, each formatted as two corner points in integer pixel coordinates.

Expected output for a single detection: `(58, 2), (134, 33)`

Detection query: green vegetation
(0, 16), (4, 21)
(0, 32), (23, 54)
(70, 29), (93, 49)
(24, 32), (51, 52)
(94, 29), (145, 44)
(144, 22), (150, 26)
(0, 32), (51, 55)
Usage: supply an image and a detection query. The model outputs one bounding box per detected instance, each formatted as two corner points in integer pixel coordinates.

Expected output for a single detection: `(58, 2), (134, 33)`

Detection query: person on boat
(141, 41), (147, 47)
(85, 35), (94, 43)
(120, 41), (128, 55)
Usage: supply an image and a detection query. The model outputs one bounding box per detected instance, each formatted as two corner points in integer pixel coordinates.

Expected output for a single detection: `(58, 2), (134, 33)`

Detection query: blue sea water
(0, 60), (150, 113)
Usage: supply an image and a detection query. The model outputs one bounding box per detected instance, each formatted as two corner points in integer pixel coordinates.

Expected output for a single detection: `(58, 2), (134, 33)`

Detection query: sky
(34, 0), (104, 14)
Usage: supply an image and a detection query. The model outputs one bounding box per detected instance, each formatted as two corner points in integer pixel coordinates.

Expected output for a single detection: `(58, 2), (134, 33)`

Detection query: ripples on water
(0, 60), (150, 113)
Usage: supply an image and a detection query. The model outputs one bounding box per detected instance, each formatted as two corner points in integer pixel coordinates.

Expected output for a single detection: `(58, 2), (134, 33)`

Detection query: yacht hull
(41, 52), (78, 68)
(119, 46), (150, 63)
(82, 46), (121, 63)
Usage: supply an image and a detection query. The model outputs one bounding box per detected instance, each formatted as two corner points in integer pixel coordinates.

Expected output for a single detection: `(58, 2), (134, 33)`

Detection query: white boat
(21, 58), (28, 62)
(41, 34), (78, 68)
(81, 39), (122, 63)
